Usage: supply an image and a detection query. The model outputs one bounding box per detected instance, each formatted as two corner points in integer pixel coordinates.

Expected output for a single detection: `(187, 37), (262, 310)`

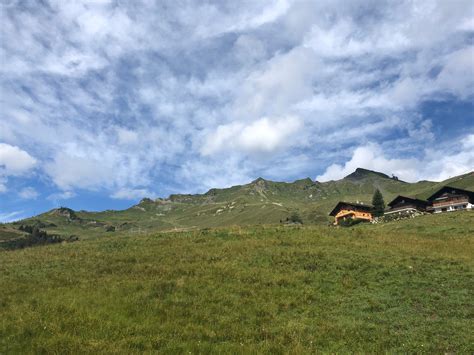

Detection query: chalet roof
(426, 186), (474, 202)
(329, 201), (373, 216)
(387, 195), (429, 207)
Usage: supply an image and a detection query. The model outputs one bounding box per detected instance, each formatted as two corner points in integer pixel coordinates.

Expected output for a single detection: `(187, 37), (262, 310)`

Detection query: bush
(288, 212), (303, 224)
(338, 218), (364, 227)
(5, 226), (78, 250)
(105, 225), (116, 232)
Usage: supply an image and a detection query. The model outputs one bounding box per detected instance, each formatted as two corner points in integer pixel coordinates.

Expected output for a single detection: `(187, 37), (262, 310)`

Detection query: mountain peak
(344, 168), (391, 180)
(251, 177), (267, 183)
(139, 198), (154, 204)
(293, 177), (315, 187)
(48, 207), (79, 220)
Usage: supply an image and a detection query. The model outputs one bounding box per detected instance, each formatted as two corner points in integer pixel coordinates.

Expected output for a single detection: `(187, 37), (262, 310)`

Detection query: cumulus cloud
(0, 143), (37, 176)
(201, 116), (302, 156)
(422, 135), (474, 181)
(0, 143), (36, 192)
(317, 135), (474, 182)
(45, 153), (114, 191)
(0, 0), (473, 209)
(316, 144), (419, 182)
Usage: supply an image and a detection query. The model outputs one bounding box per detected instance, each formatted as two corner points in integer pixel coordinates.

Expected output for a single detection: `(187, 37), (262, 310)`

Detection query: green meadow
(1, 212), (473, 353)
(7, 170), (472, 239)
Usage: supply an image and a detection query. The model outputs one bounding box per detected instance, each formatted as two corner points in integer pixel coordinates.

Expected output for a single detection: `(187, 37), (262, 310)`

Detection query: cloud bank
(317, 135), (474, 182)
(0, 0), (473, 209)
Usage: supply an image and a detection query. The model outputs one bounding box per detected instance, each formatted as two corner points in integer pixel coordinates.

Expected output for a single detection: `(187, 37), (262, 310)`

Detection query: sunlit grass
(1, 212), (473, 353)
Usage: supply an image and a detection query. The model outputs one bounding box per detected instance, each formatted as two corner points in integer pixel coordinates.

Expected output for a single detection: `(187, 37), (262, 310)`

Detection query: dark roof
(387, 195), (429, 207)
(329, 201), (373, 216)
(427, 186), (474, 202)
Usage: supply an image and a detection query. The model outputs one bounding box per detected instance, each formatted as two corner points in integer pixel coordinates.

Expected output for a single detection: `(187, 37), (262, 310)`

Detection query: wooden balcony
(432, 197), (468, 208)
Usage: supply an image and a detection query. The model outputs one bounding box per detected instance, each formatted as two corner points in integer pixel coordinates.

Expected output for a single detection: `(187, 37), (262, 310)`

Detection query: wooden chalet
(427, 186), (474, 213)
(386, 195), (430, 215)
(329, 202), (373, 225)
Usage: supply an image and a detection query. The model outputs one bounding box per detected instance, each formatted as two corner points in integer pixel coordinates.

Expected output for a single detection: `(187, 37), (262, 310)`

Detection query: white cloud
(111, 188), (156, 200)
(0, 210), (25, 223)
(201, 116), (302, 156)
(47, 191), (76, 201)
(317, 136), (474, 182)
(44, 140), (157, 192)
(463, 134), (474, 149)
(184, 1), (293, 40)
(177, 156), (254, 193)
(235, 46), (319, 118)
(0, 177), (7, 193)
(45, 153), (114, 191)
(233, 34), (267, 65)
(316, 143), (420, 182)
(0, 144), (36, 192)
(435, 46), (474, 98)
(18, 187), (39, 199)
(115, 127), (139, 145)
(1, 0), (473, 204)
(239, 116), (303, 153)
(421, 135), (474, 181)
(0, 143), (37, 176)
(303, 18), (410, 58)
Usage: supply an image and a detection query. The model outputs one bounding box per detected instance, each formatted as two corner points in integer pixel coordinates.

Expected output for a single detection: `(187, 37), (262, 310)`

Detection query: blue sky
(1, 0), (473, 221)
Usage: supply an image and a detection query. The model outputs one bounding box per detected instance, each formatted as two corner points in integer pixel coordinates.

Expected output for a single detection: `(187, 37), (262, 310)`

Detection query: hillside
(1, 213), (473, 352)
(5, 168), (474, 240)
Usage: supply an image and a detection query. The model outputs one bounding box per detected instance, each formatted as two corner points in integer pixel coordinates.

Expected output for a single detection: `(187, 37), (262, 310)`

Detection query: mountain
(5, 169), (474, 239)
(344, 167), (394, 181)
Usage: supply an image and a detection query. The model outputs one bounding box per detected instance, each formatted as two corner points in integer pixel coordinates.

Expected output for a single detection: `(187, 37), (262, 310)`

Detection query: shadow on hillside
(1, 225), (79, 250)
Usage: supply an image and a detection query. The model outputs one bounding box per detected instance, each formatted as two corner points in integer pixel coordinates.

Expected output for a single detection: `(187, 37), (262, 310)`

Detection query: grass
(14, 171), (474, 239)
(1, 212), (473, 353)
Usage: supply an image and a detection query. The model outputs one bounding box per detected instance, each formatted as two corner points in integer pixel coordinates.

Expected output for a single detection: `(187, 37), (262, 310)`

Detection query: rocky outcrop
(48, 207), (79, 221)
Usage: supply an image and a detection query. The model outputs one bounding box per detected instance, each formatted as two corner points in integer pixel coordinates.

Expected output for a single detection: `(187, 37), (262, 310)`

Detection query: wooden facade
(427, 186), (474, 213)
(386, 195), (429, 215)
(329, 202), (373, 225)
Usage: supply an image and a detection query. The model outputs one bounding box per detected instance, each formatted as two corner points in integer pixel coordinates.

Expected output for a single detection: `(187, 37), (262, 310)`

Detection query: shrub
(288, 212), (303, 224)
(339, 218), (364, 227)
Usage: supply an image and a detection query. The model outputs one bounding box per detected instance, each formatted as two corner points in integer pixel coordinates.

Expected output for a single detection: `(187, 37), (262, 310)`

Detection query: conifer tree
(372, 189), (385, 217)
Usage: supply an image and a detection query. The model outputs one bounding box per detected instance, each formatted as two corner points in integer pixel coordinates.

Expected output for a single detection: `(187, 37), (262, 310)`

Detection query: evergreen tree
(372, 189), (385, 217)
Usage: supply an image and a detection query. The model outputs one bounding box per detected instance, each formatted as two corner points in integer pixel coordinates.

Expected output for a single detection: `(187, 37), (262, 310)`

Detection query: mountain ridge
(6, 168), (474, 239)
(146, 168), (398, 204)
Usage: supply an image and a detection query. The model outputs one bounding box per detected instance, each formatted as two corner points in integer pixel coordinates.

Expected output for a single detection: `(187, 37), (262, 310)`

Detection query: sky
(1, 0), (473, 221)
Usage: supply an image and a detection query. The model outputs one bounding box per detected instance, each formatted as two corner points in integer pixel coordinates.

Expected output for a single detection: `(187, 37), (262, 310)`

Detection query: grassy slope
(12, 170), (473, 239)
(1, 212), (473, 353)
(0, 225), (25, 243)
